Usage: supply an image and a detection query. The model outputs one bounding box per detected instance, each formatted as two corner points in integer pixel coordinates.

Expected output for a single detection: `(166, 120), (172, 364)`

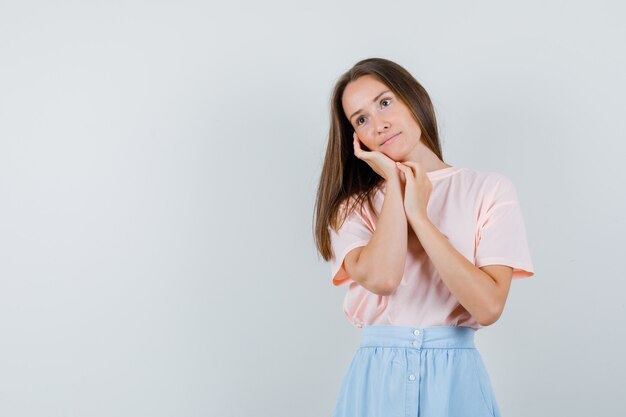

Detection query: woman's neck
(401, 141), (450, 172)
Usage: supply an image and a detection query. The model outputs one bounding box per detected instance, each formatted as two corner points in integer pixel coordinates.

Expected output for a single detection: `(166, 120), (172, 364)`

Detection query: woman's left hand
(395, 161), (432, 221)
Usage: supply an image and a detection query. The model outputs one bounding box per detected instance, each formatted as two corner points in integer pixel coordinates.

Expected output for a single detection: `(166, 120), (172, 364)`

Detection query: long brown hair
(313, 57), (446, 262)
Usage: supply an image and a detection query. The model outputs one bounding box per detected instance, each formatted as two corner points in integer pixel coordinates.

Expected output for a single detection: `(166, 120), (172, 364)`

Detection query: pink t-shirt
(328, 166), (535, 330)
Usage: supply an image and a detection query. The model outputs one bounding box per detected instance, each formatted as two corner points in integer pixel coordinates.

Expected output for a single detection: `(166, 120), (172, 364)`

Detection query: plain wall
(0, 0), (624, 416)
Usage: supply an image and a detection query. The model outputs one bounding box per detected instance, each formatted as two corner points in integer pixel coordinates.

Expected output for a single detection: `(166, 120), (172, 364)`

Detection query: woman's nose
(376, 118), (391, 132)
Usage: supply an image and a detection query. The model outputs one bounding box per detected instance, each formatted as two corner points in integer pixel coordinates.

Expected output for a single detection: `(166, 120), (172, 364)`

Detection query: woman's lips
(381, 132), (400, 146)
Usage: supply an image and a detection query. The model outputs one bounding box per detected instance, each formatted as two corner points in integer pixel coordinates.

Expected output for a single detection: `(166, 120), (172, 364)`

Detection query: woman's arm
(351, 179), (408, 296)
(406, 214), (513, 326)
(394, 161), (513, 326)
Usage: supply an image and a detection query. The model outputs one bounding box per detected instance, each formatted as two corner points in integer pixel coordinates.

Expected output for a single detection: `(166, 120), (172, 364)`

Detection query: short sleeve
(329, 204), (373, 286)
(475, 176), (535, 279)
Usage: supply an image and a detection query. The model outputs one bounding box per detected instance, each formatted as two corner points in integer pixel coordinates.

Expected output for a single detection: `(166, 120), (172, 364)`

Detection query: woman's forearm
(406, 212), (498, 325)
(357, 180), (408, 295)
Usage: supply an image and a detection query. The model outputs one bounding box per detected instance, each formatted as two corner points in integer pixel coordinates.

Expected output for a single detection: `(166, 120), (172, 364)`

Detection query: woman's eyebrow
(349, 90), (391, 121)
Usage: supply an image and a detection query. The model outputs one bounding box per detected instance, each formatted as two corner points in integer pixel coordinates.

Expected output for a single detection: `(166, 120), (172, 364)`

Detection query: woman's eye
(356, 99), (390, 126)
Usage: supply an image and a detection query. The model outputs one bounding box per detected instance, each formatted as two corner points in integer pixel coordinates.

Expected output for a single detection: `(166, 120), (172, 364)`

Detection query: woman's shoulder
(449, 168), (521, 205)
(456, 168), (522, 207)
(455, 166), (514, 186)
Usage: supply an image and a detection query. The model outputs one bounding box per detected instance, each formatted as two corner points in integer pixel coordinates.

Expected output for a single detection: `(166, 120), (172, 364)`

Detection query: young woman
(314, 58), (535, 417)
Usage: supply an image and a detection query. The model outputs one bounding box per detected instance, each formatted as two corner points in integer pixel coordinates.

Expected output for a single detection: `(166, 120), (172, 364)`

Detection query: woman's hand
(394, 161), (432, 220)
(353, 132), (402, 186)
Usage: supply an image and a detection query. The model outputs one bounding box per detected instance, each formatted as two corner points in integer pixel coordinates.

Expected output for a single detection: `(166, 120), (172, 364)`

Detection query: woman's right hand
(353, 132), (403, 186)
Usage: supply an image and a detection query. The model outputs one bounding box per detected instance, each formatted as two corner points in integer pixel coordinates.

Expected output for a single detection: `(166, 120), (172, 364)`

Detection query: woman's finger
(353, 133), (367, 159)
(402, 161), (423, 176)
(395, 163), (414, 182)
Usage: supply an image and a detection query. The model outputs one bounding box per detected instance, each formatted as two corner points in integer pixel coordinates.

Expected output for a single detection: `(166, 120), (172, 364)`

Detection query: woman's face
(342, 75), (422, 159)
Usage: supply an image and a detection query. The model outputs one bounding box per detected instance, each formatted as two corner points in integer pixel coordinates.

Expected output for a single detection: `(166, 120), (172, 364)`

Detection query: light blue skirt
(332, 325), (501, 417)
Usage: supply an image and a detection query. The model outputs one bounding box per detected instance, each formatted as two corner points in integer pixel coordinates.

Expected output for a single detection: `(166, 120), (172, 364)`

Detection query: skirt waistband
(360, 325), (476, 349)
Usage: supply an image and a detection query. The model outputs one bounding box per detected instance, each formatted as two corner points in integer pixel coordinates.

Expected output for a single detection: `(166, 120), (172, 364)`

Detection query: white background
(1, 1), (624, 416)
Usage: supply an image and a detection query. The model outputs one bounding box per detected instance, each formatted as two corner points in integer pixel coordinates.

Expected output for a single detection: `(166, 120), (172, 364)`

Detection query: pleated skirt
(332, 325), (501, 417)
